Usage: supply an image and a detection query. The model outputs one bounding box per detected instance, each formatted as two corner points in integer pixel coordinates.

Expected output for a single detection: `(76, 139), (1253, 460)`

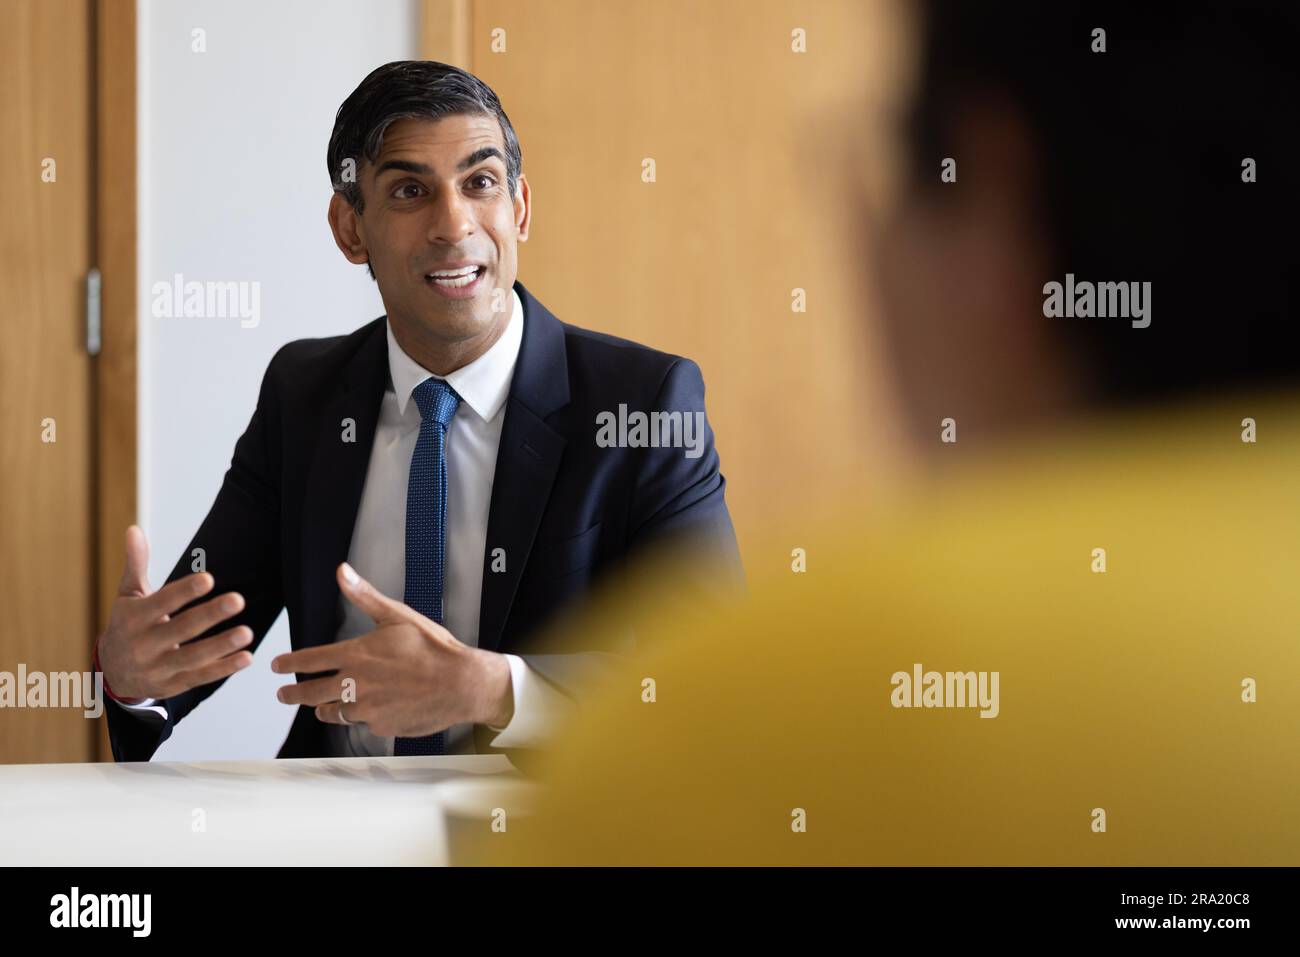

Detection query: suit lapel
(477, 281), (571, 653)
(299, 318), (389, 650)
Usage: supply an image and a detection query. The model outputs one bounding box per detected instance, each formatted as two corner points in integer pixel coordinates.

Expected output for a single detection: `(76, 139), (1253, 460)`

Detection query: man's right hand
(97, 525), (254, 701)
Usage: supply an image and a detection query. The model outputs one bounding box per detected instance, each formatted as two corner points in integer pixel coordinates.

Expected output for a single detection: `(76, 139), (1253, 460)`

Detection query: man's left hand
(271, 563), (514, 735)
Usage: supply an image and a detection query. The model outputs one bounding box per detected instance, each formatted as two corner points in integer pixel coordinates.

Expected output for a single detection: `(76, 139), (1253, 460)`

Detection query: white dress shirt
(117, 288), (575, 754)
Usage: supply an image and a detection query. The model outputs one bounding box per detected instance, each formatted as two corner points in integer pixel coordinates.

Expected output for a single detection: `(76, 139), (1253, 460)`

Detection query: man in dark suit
(95, 61), (740, 762)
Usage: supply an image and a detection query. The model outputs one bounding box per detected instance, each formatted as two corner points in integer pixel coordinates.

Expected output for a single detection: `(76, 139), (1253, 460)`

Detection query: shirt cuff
(484, 653), (576, 749)
(115, 696), (158, 708)
(112, 697), (168, 719)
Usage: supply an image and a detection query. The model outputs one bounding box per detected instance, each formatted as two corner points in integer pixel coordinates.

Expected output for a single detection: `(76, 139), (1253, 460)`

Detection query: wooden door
(0, 0), (96, 763)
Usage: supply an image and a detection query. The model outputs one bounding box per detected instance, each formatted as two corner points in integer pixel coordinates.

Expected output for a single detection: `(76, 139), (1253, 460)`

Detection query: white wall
(139, 0), (418, 759)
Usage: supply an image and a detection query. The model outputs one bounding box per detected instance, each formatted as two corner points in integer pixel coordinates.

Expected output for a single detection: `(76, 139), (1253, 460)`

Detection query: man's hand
(270, 563), (514, 736)
(97, 525), (254, 700)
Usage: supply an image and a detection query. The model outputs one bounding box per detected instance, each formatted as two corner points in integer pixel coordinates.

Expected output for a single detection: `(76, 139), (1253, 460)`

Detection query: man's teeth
(428, 266), (481, 286)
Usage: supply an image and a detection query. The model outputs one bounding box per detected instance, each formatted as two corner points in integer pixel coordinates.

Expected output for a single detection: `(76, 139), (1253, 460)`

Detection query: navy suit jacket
(106, 280), (741, 761)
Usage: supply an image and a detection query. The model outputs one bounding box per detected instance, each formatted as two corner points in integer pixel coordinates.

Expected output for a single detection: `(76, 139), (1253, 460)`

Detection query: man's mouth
(425, 264), (486, 290)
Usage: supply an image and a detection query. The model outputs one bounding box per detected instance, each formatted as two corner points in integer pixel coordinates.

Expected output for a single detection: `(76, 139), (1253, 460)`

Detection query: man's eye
(393, 183), (424, 200)
(469, 173), (496, 191)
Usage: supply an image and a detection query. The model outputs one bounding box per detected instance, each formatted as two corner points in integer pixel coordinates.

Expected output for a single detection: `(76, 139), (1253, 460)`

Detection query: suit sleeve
(510, 358), (744, 739)
(625, 357), (744, 579)
(104, 347), (289, 762)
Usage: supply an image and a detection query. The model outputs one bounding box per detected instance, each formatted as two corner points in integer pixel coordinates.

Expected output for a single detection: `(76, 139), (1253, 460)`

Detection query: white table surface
(0, 755), (533, 866)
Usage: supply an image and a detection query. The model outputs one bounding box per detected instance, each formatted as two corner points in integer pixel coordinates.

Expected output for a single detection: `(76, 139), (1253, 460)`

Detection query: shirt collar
(385, 286), (523, 423)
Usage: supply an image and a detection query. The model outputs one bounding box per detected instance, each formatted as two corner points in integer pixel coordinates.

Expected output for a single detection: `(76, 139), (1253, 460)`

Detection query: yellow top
(469, 394), (1300, 865)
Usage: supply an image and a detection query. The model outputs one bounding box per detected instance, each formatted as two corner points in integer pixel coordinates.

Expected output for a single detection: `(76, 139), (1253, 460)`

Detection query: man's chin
(414, 307), (500, 344)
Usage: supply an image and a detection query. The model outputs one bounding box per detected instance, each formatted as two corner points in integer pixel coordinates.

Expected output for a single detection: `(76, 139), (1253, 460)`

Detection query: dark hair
(910, 1), (1300, 405)
(327, 60), (523, 276)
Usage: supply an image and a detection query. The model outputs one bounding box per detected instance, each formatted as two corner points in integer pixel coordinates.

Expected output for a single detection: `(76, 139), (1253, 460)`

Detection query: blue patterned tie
(394, 377), (461, 756)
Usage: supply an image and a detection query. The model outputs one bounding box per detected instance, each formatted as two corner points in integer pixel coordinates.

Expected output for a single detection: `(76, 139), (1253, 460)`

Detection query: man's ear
(328, 193), (371, 266)
(514, 173), (531, 243)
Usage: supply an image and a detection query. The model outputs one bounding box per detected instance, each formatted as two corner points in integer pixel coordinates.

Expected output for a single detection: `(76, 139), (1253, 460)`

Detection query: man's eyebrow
(457, 146), (505, 171)
(373, 159), (434, 178)
(371, 148), (505, 179)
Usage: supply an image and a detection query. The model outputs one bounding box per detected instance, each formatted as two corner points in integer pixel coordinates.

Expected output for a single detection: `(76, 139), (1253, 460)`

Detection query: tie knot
(411, 377), (460, 427)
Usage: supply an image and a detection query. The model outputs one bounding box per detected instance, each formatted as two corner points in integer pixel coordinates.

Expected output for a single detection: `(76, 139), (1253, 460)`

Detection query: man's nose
(427, 187), (475, 244)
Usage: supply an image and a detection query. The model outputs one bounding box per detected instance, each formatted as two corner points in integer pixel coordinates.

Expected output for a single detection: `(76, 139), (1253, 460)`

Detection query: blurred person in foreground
(464, 1), (1300, 864)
